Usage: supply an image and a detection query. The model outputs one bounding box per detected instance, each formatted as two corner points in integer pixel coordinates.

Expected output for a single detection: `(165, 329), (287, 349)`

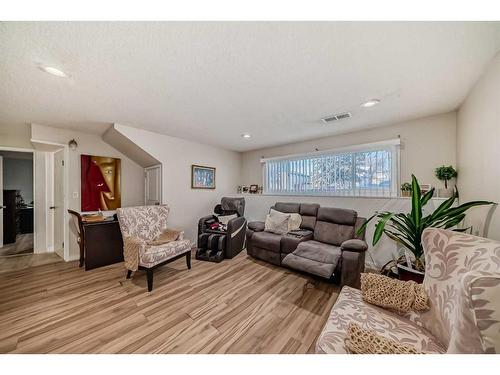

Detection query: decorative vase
(397, 264), (425, 284)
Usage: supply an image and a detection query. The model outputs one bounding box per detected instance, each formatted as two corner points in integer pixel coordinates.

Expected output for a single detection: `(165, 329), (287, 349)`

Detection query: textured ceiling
(1, 22), (499, 152)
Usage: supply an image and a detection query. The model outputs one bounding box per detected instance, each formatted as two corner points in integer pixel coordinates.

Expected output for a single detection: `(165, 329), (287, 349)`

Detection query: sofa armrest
(341, 239), (368, 253)
(227, 216), (246, 234)
(226, 216), (247, 258)
(198, 215), (215, 235)
(123, 235), (146, 272)
(248, 221), (265, 232)
(340, 250), (366, 289)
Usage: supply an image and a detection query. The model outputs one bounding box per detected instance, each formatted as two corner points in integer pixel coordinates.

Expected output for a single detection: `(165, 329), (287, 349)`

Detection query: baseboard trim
(66, 254), (80, 262)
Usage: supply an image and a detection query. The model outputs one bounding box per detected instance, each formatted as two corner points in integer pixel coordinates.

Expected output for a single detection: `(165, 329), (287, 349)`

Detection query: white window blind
(263, 141), (399, 197)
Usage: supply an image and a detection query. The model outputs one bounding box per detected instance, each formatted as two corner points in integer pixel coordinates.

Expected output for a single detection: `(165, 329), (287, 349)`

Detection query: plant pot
(438, 187), (454, 198)
(397, 264), (425, 283)
(401, 190), (411, 197)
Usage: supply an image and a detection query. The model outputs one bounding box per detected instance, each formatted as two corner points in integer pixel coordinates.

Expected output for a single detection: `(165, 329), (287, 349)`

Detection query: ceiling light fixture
(361, 99), (381, 108)
(40, 66), (70, 78)
(241, 133), (251, 139)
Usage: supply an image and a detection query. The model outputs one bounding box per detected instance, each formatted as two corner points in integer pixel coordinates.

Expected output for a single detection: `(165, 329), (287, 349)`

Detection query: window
(263, 140), (399, 197)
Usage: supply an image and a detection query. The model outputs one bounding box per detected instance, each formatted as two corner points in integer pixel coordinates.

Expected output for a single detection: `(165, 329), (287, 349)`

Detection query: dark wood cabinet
(2, 190), (18, 245)
(19, 207), (34, 234)
(82, 220), (124, 270)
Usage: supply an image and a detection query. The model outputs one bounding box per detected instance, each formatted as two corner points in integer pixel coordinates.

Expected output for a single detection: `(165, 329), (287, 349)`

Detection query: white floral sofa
(117, 205), (192, 292)
(316, 228), (500, 354)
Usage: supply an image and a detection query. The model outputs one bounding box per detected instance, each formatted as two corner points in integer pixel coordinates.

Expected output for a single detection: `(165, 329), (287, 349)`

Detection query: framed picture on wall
(81, 154), (122, 211)
(191, 165), (216, 189)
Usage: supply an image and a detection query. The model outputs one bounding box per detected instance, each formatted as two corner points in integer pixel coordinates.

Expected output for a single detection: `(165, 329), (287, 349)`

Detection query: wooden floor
(0, 253), (62, 274)
(0, 233), (34, 257)
(0, 249), (339, 354)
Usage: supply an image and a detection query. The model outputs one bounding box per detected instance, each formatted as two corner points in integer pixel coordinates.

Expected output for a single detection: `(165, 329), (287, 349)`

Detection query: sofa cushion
(300, 203), (320, 216)
(315, 286), (445, 354)
(317, 207), (357, 226)
(314, 221), (355, 246)
(295, 240), (341, 263)
(282, 240), (341, 279)
(282, 253), (337, 279)
(300, 216), (317, 231)
(140, 239), (192, 269)
(252, 231), (282, 253)
(273, 202), (300, 213)
(298, 203), (320, 230)
(248, 221), (265, 232)
(280, 230), (314, 254)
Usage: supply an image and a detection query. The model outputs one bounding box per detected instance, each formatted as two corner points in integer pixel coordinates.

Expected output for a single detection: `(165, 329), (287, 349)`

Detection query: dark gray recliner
(197, 197), (247, 262)
(246, 202), (368, 288)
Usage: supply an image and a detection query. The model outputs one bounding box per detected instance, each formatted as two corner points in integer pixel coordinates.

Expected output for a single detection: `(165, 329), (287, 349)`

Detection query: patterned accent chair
(315, 228), (500, 354)
(116, 205), (193, 292)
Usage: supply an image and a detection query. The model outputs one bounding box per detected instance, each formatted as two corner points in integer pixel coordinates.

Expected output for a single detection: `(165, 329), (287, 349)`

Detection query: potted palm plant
(358, 175), (494, 283)
(435, 165), (457, 198)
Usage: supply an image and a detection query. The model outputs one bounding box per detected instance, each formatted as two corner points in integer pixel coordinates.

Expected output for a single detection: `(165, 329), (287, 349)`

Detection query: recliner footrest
(196, 233), (226, 263)
(282, 253), (336, 279)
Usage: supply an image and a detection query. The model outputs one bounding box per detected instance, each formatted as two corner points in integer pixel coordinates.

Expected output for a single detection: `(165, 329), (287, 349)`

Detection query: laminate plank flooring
(0, 252), (62, 274)
(0, 233), (34, 257)
(0, 249), (339, 354)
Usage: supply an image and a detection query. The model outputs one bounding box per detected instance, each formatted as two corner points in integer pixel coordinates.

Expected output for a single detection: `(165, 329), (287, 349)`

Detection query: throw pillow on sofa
(288, 213), (302, 231)
(265, 209), (291, 234)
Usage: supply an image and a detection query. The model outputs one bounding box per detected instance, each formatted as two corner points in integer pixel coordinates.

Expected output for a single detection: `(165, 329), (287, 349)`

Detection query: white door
(53, 149), (65, 257)
(0, 156), (3, 248)
(145, 165), (162, 205)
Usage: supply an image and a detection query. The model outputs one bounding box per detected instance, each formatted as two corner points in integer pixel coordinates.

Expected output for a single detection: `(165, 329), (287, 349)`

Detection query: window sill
(235, 193), (450, 201)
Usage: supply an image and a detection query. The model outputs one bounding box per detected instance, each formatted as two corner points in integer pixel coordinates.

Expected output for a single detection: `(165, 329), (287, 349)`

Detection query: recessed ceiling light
(40, 66), (70, 78)
(241, 133), (251, 139)
(361, 99), (381, 108)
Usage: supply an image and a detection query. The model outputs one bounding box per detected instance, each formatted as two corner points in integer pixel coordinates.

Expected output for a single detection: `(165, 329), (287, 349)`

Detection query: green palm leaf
(362, 175), (495, 268)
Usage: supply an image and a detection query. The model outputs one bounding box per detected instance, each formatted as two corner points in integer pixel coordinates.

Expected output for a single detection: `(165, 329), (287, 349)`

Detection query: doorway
(145, 164), (162, 205)
(53, 149), (65, 258)
(0, 150), (34, 257)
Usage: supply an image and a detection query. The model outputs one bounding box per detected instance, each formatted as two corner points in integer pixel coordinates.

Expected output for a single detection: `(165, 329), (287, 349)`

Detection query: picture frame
(249, 184), (258, 193)
(191, 165), (216, 189)
(81, 154), (122, 211)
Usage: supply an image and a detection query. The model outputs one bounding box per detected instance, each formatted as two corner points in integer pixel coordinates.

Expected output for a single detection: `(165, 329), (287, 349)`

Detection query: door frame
(52, 147), (69, 261)
(30, 139), (70, 261)
(144, 164), (163, 205)
(0, 146), (36, 251)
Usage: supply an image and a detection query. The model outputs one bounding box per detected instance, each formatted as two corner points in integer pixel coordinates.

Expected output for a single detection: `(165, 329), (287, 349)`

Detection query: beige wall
(31, 124), (145, 260)
(0, 124), (32, 149)
(457, 52), (500, 240)
(241, 112), (457, 189)
(113, 124), (242, 242)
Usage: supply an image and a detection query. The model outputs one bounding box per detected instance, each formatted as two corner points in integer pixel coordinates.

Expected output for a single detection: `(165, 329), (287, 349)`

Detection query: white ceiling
(1, 22), (500, 152)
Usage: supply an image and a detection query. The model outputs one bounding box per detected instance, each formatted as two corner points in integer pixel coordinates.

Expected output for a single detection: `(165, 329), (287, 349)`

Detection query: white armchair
(116, 205), (192, 291)
(316, 228), (500, 353)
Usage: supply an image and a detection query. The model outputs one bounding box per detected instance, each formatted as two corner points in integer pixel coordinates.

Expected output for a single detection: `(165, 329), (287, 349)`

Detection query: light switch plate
(72, 192), (79, 199)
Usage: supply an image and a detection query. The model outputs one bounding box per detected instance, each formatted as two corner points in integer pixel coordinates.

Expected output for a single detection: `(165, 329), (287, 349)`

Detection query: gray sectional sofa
(245, 202), (368, 288)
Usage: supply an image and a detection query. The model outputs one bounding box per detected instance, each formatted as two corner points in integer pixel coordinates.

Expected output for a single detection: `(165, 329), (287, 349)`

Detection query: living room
(1, 0), (500, 373)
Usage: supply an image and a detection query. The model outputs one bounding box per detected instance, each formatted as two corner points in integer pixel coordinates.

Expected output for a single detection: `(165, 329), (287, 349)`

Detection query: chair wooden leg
(186, 251), (192, 270)
(146, 269), (154, 292)
(79, 242), (84, 268)
(126, 270), (132, 279)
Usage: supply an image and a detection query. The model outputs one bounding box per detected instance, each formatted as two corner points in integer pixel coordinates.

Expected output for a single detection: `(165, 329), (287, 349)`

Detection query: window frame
(261, 139), (401, 198)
